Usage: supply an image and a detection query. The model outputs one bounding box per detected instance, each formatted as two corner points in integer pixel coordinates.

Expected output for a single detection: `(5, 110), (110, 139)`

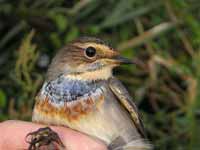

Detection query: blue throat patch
(42, 76), (100, 103)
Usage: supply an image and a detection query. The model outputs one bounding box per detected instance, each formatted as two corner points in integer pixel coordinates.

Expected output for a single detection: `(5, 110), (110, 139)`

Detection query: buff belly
(32, 86), (141, 146)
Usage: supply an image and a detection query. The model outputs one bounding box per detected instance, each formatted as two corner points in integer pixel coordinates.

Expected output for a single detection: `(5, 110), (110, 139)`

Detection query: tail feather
(121, 139), (152, 150)
(108, 138), (152, 150)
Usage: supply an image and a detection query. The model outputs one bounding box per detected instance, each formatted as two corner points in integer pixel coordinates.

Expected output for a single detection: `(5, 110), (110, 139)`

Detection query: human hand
(0, 120), (107, 150)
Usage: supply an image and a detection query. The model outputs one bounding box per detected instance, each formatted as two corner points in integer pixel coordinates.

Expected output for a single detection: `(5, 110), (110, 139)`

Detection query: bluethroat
(28, 37), (152, 150)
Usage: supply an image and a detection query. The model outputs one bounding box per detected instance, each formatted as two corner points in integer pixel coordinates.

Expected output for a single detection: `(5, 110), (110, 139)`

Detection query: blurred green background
(0, 0), (200, 149)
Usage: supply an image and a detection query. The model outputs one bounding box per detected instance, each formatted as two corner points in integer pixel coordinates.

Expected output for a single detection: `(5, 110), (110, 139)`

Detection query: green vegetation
(0, 0), (200, 149)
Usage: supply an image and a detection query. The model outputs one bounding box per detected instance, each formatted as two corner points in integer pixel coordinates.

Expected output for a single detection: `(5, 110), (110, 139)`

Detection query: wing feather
(109, 77), (146, 138)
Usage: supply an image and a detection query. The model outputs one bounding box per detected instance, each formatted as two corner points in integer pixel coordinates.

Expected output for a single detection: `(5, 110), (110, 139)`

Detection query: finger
(0, 120), (107, 150)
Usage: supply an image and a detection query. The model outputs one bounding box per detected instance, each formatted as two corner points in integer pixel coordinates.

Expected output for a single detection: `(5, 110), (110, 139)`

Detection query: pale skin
(0, 120), (107, 150)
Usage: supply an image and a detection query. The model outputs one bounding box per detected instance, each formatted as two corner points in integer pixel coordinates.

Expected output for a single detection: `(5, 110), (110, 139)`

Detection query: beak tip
(114, 56), (133, 64)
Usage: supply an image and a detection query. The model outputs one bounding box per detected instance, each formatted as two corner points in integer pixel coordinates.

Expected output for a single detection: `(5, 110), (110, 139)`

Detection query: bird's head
(47, 37), (133, 81)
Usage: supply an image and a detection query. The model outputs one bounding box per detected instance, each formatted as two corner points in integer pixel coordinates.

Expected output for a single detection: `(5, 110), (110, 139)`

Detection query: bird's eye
(85, 46), (96, 58)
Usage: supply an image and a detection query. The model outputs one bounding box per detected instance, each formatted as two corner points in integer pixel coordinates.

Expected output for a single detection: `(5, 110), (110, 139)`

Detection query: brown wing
(109, 77), (146, 138)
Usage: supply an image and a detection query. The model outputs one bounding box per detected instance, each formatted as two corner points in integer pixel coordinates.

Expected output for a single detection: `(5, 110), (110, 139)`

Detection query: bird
(28, 37), (152, 150)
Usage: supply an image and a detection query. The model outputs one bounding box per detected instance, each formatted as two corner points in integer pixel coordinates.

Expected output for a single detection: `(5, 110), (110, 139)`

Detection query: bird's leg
(26, 127), (65, 150)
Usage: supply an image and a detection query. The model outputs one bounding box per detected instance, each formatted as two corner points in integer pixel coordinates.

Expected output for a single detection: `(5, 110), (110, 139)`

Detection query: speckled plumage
(43, 75), (100, 103)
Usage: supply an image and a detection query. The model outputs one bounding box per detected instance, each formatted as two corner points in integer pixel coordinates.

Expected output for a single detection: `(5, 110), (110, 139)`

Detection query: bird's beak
(112, 55), (133, 64)
(102, 50), (134, 65)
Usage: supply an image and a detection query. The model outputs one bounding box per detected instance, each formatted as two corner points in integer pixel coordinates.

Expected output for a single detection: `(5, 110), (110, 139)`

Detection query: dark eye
(85, 46), (96, 58)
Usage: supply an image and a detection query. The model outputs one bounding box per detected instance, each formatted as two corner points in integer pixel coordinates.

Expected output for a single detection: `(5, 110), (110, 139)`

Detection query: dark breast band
(42, 76), (102, 104)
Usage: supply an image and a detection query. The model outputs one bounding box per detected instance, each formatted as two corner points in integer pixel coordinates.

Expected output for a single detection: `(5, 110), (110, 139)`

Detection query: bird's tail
(108, 138), (152, 150)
